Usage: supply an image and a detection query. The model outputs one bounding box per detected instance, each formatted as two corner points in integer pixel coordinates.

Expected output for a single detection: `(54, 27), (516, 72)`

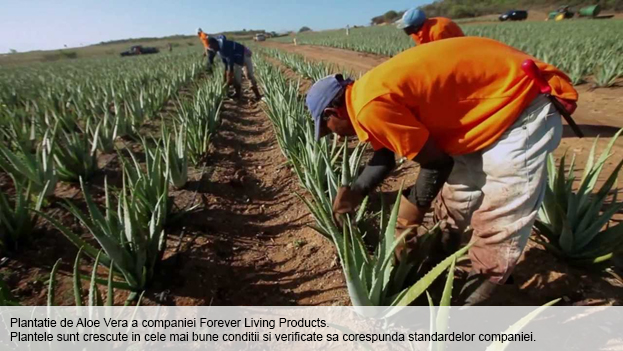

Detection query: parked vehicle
(499, 10), (528, 21)
(120, 45), (159, 57)
(548, 6), (575, 21)
(254, 34), (266, 42)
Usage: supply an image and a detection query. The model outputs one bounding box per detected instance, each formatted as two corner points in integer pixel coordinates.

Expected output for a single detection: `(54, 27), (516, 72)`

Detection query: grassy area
(0, 37), (199, 66)
(0, 30), (266, 66)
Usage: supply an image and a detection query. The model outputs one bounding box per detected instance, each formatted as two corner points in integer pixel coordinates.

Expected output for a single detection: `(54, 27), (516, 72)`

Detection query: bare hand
(332, 186), (364, 226)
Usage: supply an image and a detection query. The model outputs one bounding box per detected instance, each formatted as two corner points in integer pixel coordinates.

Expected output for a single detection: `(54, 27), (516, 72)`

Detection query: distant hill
(95, 29), (268, 46)
(371, 0), (622, 23)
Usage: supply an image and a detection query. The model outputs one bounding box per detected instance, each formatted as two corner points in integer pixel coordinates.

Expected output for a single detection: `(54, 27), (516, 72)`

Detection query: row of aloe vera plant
(260, 48), (338, 82)
(37, 76), (224, 300)
(0, 50), (225, 304)
(0, 52), (203, 252)
(255, 54), (468, 316)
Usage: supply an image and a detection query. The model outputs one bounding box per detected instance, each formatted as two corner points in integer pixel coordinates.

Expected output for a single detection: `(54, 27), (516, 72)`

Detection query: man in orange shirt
(197, 28), (211, 69)
(396, 8), (464, 45)
(305, 37), (578, 305)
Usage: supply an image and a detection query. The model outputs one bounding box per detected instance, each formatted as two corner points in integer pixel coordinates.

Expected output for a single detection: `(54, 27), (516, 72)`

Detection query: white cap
(197, 27), (202, 33)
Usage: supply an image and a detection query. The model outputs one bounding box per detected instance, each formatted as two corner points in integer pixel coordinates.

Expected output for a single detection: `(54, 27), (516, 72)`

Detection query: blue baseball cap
(396, 8), (426, 29)
(305, 74), (352, 140)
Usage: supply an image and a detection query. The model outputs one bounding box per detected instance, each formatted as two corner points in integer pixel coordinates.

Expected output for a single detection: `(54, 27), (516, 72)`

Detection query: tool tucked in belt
(521, 59), (584, 138)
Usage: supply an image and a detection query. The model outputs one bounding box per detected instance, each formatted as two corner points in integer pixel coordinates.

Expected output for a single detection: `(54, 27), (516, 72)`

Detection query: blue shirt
(208, 36), (246, 71)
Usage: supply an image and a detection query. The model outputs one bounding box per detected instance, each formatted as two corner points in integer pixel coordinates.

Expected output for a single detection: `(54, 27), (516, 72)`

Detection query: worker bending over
(207, 36), (261, 100)
(396, 8), (464, 45)
(305, 37), (577, 305)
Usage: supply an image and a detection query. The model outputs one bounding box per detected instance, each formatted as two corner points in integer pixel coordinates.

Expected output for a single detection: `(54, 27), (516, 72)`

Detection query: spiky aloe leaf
(430, 258), (456, 351)
(485, 299), (560, 351)
(390, 242), (472, 309)
(341, 220), (373, 308)
(106, 260), (115, 306)
(73, 248), (84, 307)
(439, 258), (456, 307)
(340, 137), (351, 186)
(89, 251), (103, 307)
(47, 259), (62, 306)
(37, 210), (106, 265)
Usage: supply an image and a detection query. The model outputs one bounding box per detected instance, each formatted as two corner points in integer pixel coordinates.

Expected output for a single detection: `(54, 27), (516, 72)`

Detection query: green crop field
(0, 47), (226, 304)
(274, 20), (623, 86)
(1, 16), (623, 309)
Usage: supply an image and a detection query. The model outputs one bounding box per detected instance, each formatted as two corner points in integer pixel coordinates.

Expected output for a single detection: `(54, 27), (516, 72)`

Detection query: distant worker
(396, 8), (464, 45)
(197, 28), (211, 69)
(346, 24), (350, 36)
(304, 37), (578, 305)
(207, 36), (261, 100)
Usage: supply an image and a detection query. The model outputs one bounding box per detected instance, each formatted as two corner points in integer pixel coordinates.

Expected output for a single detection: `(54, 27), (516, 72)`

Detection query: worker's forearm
(410, 158), (454, 209)
(351, 148), (395, 195)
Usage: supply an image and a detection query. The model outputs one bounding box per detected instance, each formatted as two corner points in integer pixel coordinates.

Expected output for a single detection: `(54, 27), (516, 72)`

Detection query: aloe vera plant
(53, 127), (98, 182)
(336, 191), (470, 317)
(47, 248), (145, 306)
(113, 99), (138, 139)
(120, 138), (171, 227)
(263, 48), (336, 82)
(0, 131), (57, 197)
(162, 124), (188, 189)
(0, 175), (48, 251)
(88, 110), (119, 154)
(535, 129), (623, 264)
(39, 178), (166, 292)
(0, 108), (38, 151)
(593, 60), (620, 88)
(320, 143), (468, 316)
(176, 80), (224, 165)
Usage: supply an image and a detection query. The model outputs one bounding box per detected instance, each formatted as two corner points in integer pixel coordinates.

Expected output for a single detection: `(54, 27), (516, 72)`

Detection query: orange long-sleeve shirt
(345, 37), (578, 159)
(198, 32), (210, 48)
(410, 17), (465, 45)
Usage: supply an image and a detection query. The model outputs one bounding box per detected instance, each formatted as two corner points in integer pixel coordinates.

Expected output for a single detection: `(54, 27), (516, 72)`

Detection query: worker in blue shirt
(208, 36), (261, 100)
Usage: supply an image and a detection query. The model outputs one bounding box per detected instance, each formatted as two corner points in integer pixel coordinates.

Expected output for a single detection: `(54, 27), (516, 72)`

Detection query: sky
(0, 0), (426, 53)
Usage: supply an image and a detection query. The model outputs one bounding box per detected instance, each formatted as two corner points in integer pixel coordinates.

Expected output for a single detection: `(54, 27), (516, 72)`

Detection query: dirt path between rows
(160, 85), (349, 306)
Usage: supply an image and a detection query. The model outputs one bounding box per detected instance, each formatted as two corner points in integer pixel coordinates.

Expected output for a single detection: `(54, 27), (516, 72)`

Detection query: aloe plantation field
(277, 20), (623, 87)
(1, 18), (623, 308)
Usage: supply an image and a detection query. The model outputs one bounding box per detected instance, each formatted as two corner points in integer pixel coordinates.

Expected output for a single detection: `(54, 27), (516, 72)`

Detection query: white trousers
(434, 95), (562, 283)
(233, 51), (257, 88)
